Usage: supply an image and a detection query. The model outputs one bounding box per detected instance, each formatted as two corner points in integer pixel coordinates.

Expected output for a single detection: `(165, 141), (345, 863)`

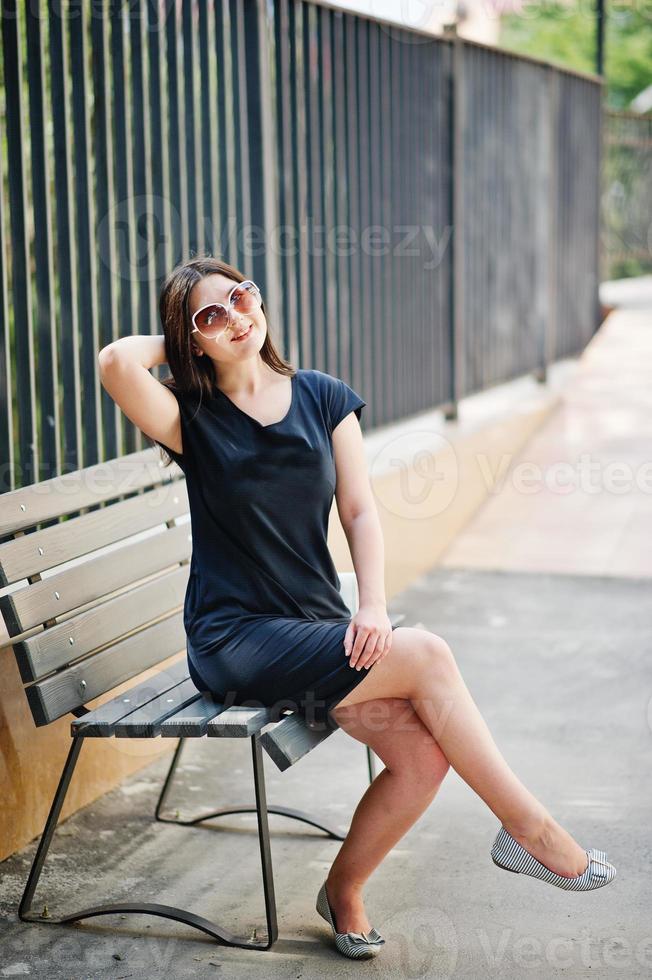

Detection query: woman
(99, 255), (616, 961)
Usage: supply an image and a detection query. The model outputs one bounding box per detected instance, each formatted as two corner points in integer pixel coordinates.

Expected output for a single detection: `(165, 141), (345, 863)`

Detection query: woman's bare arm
(332, 414), (386, 609)
(332, 413), (392, 665)
(98, 336), (183, 456)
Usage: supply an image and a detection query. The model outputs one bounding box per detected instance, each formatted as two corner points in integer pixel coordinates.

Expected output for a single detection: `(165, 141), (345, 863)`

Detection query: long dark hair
(154, 254), (295, 464)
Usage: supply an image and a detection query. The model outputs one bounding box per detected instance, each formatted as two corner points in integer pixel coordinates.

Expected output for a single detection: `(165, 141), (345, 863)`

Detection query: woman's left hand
(343, 602), (393, 671)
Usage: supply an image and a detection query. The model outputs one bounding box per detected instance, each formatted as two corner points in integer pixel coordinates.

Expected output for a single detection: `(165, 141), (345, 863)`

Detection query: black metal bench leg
(366, 745), (377, 782)
(250, 734), (278, 946)
(18, 734), (278, 949)
(19, 736), (84, 922)
(156, 736), (348, 840)
(154, 734), (186, 819)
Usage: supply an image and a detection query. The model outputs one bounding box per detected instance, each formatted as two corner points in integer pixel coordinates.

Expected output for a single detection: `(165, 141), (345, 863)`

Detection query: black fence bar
(0, 0), (603, 491)
(26, 5), (58, 480)
(69, 3), (101, 465)
(48, 1), (82, 474)
(92, 6), (119, 460)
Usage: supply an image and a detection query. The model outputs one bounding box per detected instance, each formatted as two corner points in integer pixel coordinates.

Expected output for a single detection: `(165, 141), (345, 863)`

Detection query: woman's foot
(324, 874), (372, 934)
(503, 814), (589, 877)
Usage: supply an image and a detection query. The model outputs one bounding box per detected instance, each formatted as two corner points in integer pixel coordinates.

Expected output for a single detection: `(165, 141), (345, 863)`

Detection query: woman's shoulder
(298, 368), (342, 404)
(298, 369), (366, 430)
(300, 367), (341, 390)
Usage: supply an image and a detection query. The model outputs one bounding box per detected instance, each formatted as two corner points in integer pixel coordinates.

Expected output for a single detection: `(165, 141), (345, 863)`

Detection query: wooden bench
(0, 448), (405, 950)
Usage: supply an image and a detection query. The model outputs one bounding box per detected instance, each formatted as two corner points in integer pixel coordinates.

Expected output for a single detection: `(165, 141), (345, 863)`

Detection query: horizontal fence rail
(1, 0), (603, 491)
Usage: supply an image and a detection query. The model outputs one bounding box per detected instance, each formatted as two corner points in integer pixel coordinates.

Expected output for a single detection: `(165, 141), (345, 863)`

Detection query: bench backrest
(0, 449), (193, 726)
(0, 449), (360, 730)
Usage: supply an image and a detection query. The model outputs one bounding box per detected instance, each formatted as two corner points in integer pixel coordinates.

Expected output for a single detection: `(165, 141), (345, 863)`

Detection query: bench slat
(260, 713), (334, 772)
(206, 707), (276, 738)
(26, 615), (187, 726)
(0, 481), (189, 586)
(0, 448), (181, 538)
(113, 678), (201, 738)
(160, 694), (226, 737)
(71, 660), (190, 736)
(14, 565), (189, 683)
(2, 522), (191, 635)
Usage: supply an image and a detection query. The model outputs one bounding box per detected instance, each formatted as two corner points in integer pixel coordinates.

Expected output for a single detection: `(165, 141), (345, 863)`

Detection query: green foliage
(500, 1), (652, 108)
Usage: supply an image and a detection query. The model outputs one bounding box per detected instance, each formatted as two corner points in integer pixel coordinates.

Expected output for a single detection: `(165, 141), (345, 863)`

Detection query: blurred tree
(499, 1), (652, 109)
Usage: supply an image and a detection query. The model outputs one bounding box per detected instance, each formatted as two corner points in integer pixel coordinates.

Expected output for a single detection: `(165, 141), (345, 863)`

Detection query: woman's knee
(329, 629), (458, 713)
(414, 631), (458, 681)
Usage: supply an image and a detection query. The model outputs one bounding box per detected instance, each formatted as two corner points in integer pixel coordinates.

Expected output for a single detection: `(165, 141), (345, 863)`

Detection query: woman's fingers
(359, 630), (393, 668)
(348, 625), (373, 668)
(350, 628), (385, 670)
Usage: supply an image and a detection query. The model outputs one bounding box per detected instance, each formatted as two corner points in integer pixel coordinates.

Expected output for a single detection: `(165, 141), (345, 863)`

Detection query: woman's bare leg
(324, 697), (450, 934)
(330, 627), (589, 878)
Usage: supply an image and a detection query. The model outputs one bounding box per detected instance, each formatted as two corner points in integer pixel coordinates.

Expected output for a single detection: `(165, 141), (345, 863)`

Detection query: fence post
(541, 65), (559, 383)
(443, 28), (464, 421)
(594, 80), (605, 335)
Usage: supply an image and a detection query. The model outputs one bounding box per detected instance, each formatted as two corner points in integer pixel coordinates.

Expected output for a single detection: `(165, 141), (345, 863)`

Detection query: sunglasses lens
(195, 303), (228, 338)
(231, 281), (262, 313)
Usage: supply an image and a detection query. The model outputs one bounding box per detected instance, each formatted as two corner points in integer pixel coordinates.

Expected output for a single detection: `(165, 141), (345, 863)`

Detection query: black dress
(155, 367), (396, 731)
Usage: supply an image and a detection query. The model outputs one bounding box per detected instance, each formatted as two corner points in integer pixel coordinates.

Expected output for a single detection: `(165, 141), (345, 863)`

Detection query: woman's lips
(231, 324), (252, 342)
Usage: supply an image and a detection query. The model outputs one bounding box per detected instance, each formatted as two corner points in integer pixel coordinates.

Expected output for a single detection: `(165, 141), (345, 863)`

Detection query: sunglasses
(191, 280), (263, 340)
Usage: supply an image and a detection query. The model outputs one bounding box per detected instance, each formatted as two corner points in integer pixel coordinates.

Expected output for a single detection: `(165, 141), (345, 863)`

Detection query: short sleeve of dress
(326, 376), (366, 434)
(153, 385), (192, 472)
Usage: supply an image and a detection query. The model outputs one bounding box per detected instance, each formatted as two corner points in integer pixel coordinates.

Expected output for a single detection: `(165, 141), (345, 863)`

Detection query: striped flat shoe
(316, 880), (385, 959)
(491, 825), (617, 891)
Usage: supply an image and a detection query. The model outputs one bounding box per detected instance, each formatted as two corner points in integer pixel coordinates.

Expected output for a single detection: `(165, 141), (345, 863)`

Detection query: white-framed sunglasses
(191, 279), (263, 340)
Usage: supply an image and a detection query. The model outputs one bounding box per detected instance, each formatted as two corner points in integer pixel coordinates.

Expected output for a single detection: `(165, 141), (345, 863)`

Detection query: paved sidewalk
(441, 303), (652, 577)
(0, 566), (648, 979)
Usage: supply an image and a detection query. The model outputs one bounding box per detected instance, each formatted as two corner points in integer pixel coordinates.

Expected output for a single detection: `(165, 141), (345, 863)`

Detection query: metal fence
(601, 109), (652, 282)
(1, 0), (603, 491)
(456, 43), (602, 385)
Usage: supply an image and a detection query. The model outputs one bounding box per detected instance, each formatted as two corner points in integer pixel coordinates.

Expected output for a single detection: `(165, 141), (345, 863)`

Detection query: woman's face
(188, 273), (267, 362)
